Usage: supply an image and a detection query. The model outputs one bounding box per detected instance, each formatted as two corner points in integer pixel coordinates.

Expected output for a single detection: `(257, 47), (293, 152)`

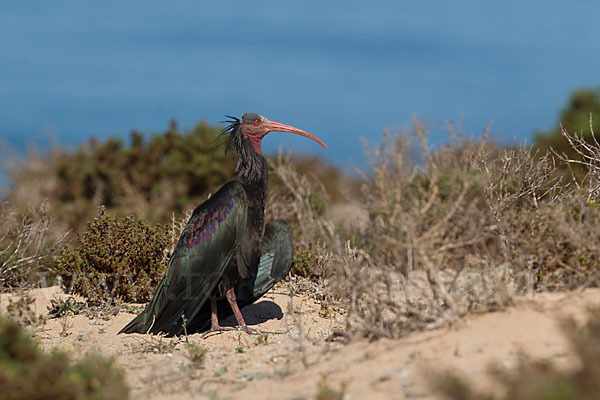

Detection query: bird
(119, 113), (327, 335)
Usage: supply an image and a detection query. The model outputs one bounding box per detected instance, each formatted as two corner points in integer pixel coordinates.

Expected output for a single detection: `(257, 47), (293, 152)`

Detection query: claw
(241, 325), (259, 334)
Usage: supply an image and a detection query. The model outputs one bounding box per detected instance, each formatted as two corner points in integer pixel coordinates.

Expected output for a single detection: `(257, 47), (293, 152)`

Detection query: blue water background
(1, 1), (599, 177)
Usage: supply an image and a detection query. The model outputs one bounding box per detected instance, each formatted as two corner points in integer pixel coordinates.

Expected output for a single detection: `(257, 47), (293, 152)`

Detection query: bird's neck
(235, 136), (268, 215)
(235, 137), (268, 189)
(235, 137), (268, 243)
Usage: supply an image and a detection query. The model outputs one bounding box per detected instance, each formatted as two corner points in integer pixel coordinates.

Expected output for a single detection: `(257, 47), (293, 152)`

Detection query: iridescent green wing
(119, 181), (248, 334)
(185, 219), (293, 333)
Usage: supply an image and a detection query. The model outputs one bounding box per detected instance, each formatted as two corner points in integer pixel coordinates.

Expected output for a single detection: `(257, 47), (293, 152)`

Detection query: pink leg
(225, 286), (255, 334)
(210, 298), (222, 330)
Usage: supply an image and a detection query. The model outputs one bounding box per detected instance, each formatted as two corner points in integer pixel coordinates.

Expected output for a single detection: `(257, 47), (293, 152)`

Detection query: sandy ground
(1, 284), (599, 400)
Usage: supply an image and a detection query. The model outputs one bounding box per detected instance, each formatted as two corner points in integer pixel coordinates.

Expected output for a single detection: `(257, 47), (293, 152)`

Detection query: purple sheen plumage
(186, 192), (236, 249)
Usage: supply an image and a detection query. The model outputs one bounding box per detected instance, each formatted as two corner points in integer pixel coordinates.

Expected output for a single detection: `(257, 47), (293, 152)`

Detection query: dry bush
(266, 121), (520, 338)
(328, 118), (600, 339)
(495, 194), (600, 291)
(476, 143), (564, 268)
(328, 120), (509, 339)
(485, 121), (600, 292)
(432, 307), (600, 400)
(267, 152), (342, 282)
(267, 154), (356, 204)
(553, 116), (600, 199)
(360, 120), (494, 274)
(0, 202), (65, 291)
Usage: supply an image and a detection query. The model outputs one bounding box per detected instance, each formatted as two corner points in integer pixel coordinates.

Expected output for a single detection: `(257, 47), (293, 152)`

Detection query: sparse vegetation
(315, 374), (346, 400)
(2, 89), (600, 398)
(0, 314), (129, 399)
(185, 342), (208, 368)
(59, 316), (73, 337)
(130, 335), (177, 355)
(48, 296), (86, 318)
(256, 333), (269, 345)
(267, 152), (337, 283)
(290, 250), (319, 279)
(5, 294), (45, 328)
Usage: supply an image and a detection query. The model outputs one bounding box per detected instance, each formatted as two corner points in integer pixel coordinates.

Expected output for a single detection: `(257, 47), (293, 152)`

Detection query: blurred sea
(1, 0), (600, 179)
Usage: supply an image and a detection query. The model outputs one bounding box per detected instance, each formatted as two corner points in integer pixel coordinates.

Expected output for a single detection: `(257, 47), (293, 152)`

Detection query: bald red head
(240, 113), (327, 154)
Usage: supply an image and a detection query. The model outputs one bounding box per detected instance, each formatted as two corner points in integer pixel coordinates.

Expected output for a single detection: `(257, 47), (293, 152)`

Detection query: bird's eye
(253, 120), (261, 126)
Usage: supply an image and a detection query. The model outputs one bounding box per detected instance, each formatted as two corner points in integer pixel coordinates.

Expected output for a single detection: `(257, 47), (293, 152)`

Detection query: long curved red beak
(265, 120), (327, 149)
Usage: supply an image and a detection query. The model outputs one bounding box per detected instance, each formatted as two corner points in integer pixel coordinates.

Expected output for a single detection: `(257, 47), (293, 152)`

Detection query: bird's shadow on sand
(219, 300), (283, 327)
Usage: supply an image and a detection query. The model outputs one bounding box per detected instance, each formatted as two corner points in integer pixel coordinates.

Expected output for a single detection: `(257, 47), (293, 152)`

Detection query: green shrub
(5, 120), (234, 236)
(291, 250), (321, 279)
(0, 314), (129, 400)
(54, 207), (170, 303)
(4, 120), (348, 248)
(47, 297), (86, 318)
(535, 88), (600, 160)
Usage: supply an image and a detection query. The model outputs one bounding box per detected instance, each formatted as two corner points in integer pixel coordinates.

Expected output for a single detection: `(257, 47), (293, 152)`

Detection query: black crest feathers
(220, 115), (242, 154)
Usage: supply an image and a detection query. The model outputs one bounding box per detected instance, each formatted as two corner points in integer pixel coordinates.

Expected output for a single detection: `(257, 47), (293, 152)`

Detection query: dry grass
(267, 152), (341, 291)
(0, 202), (65, 291)
(317, 121), (508, 338)
(279, 118), (600, 339)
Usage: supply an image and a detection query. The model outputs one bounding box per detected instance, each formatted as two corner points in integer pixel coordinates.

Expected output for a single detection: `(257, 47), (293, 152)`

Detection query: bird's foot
(210, 324), (236, 332)
(239, 325), (260, 335)
(201, 325), (237, 339)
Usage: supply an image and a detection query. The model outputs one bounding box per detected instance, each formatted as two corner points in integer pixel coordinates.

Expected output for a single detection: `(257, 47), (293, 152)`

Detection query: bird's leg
(225, 286), (255, 334)
(210, 298), (222, 330)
